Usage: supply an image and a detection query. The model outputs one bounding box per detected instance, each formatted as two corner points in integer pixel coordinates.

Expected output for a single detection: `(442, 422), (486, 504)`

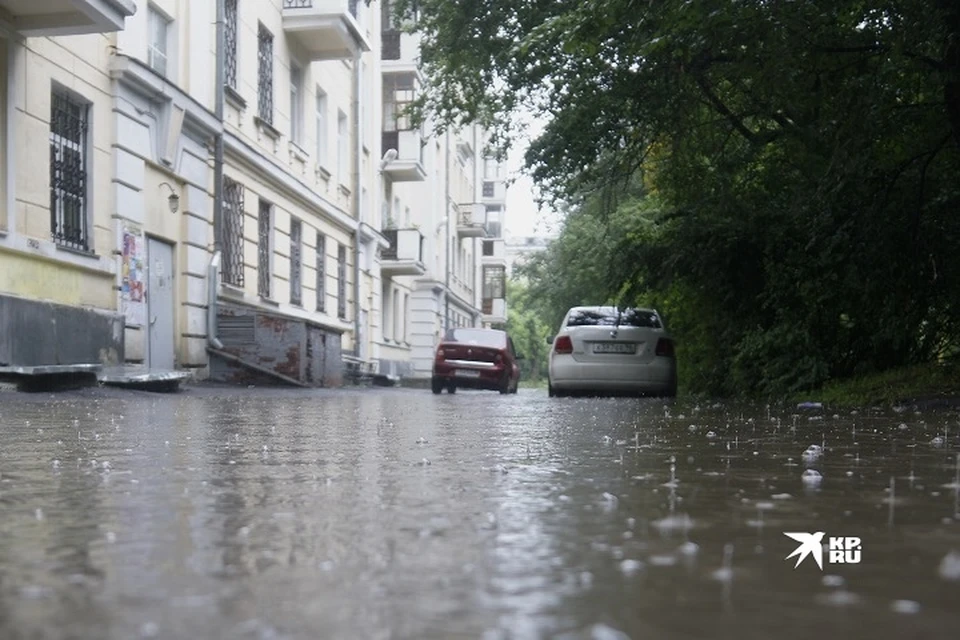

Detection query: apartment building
(0, 1), (135, 368)
(0, 0), (507, 385)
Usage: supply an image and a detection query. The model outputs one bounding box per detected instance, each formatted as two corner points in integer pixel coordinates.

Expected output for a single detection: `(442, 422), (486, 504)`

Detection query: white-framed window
(147, 5), (171, 77)
(290, 64), (303, 144)
(315, 88), (328, 166)
(257, 23), (274, 124)
(337, 109), (348, 186)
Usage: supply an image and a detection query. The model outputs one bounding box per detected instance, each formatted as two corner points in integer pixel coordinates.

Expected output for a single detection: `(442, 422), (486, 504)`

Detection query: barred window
(221, 177), (245, 286)
(49, 89), (90, 252)
(316, 232), (326, 312)
(258, 199), (272, 298)
(224, 0), (238, 89)
(257, 24), (274, 124)
(337, 243), (347, 319)
(290, 218), (302, 305)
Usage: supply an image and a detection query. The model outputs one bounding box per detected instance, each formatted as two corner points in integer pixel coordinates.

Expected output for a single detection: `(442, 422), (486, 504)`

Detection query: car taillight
(495, 353), (503, 364)
(435, 348), (445, 360)
(554, 335), (573, 354)
(655, 338), (675, 357)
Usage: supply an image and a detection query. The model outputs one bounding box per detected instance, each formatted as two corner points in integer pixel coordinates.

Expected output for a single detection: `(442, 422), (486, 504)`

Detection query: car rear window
(445, 328), (507, 348)
(565, 308), (662, 328)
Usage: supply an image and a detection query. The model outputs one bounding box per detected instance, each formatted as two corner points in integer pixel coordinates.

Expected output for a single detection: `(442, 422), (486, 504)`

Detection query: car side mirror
(545, 335), (554, 345)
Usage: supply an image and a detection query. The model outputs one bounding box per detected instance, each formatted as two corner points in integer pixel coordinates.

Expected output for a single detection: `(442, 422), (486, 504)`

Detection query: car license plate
(455, 369), (481, 378)
(593, 342), (636, 354)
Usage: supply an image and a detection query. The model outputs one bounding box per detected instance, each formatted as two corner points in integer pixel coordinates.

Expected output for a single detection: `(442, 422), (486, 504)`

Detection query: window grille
(221, 177), (245, 286)
(316, 232), (326, 312)
(337, 243), (347, 319)
(49, 90), (89, 251)
(258, 199), (272, 298)
(290, 218), (302, 305)
(225, 0), (238, 88)
(257, 24), (274, 124)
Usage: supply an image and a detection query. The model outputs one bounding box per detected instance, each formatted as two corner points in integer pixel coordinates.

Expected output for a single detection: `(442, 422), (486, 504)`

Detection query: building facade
(0, 0), (507, 385)
(0, 0), (135, 368)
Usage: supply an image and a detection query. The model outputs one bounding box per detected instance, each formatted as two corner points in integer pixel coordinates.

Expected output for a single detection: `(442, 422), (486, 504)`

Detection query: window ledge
(316, 165), (332, 180)
(219, 283), (246, 299)
(225, 85), (246, 110)
(254, 116), (282, 141)
(338, 183), (351, 197)
(289, 142), (309, 163)
(260, 295), (280, 307)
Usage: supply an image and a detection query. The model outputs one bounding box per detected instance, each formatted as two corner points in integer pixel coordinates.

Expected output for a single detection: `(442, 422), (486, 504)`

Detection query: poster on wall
(120, 224), (146, 327)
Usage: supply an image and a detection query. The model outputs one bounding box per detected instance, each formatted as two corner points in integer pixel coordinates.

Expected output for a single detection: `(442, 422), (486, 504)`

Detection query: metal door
(147, 237), (176, 370)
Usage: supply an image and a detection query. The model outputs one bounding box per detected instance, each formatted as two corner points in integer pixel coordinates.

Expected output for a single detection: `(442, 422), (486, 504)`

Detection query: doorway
(147, 237), (176, 370)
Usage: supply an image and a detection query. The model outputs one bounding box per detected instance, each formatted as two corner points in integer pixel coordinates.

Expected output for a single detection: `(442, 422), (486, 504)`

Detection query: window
(482, 266), (505, 300)
(290, 64), (303, 144)
(221, 176), (245, 286)
(565, 308), (663, 328)
(337, 243), (347, 319)
(482, 240), (494, 257)
(258, 199), (272, 298)
(257, 24), (274, 124)
(316, 232), (326, 312)
(290, 218), (302, 305)
(315, 88), (327, 166)
(482, 181), (494, 198)
(484, 157), (501, 180)
(49, 89), (89, 251)
(337, 110), (348, 185)
(382, 75), (415, 132)
(224, 0), (238, 89)
(403, 293), (410, 343)
(147, 6), (170, 76)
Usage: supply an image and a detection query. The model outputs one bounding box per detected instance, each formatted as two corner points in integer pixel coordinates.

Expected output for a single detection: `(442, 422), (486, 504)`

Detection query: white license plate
(455, 369), (481, 378)
(593, 342), (636, 354)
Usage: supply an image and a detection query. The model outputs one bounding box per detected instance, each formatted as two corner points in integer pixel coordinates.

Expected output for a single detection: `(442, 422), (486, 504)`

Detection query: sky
(503, 112), (563, 238)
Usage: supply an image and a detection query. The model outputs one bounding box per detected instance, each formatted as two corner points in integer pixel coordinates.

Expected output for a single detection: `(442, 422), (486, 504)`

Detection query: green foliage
(400, 0), (960, 397)
(504, 278), (552, 380)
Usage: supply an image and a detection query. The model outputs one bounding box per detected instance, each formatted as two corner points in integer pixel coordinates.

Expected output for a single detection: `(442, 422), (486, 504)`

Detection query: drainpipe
(352, 50), (363, 359)
(208, 0), (225, 350)
(444, 130), (451, 332)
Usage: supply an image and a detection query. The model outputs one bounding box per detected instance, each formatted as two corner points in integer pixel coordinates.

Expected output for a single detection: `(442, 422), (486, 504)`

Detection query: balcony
(2, 0), (135, 36)
(481, 179), (507, 205)
(456, 204), (487, 239)
(481, 238), (508, 268)
(381, 228), (425, 277)
(282, 0), (371, 61)
(482, 297), (507, 321)
(381, 29), (422, 80)
(381, 130), (426, 182)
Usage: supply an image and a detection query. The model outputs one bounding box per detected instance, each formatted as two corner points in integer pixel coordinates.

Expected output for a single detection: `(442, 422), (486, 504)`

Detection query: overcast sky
(503, 112), (562, 238)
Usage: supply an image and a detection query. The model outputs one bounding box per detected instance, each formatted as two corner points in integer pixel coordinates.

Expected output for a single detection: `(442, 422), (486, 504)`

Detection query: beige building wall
(0, 33), (118, 311)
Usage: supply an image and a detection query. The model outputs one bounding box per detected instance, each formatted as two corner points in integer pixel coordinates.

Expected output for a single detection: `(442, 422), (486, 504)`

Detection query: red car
(431, 328), (521, 394)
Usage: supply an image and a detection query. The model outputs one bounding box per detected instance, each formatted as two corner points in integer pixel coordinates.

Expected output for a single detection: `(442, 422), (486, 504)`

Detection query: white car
(547, 306), (677, 398)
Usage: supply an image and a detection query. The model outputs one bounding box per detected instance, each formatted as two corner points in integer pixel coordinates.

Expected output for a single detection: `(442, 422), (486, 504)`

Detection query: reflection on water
(0, 387), (959, 639)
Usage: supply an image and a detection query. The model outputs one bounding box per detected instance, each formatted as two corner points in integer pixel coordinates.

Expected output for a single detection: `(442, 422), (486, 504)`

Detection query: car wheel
(510, 379), (519, 394)
(498, 375), (510, 395)
(447, 383), (457, 394)
(548, 381), (555, 397)
(431, 377), (444, 395)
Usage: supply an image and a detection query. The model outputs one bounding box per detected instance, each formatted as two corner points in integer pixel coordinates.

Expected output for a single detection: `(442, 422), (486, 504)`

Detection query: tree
(396, 0), (960, 395)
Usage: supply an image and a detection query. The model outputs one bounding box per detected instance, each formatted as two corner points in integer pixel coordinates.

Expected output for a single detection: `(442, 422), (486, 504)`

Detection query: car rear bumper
(433, 362), (507, 390)
(549, 357), (676, 393)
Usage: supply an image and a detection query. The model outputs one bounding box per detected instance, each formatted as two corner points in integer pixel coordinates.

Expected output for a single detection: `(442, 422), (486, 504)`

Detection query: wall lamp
(159, 182), (180, 213)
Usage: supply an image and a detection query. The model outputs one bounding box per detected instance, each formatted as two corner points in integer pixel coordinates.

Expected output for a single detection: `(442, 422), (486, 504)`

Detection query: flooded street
(1, 385), (959, 639)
